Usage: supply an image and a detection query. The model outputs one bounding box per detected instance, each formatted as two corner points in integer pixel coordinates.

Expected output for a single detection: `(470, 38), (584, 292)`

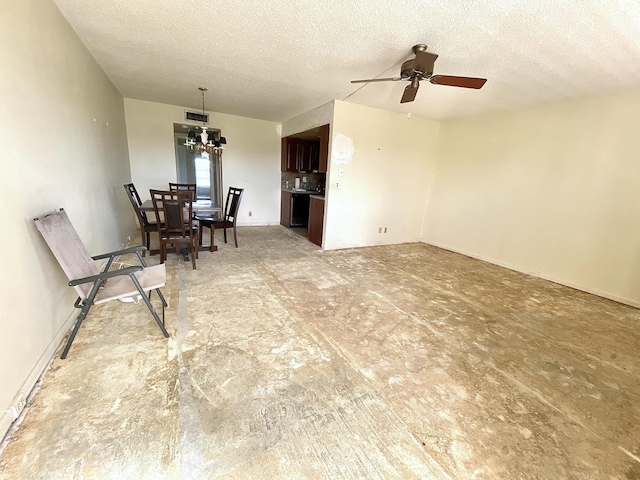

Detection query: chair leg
(146, 290), (166, 327)
(155, 288), (168, 308)
(61, 305), (90, 359)
(61, 281), (101, 359)
(192, 237), (198, 260)
(210, 225), (215, 252)
(233, 226), (238, 248)
(223, 228), (228, 243)
(130, 274), (169, 337)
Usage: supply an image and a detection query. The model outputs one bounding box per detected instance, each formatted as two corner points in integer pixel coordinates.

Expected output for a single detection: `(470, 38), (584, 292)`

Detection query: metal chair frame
(34, 208), (169, 359)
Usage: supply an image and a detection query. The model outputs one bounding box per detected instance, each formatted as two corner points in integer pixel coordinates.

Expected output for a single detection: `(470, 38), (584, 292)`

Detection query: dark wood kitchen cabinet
(280, 191), (292, 227)
(281, 138), (298, 172)
(308, 141), (320, 172)
(281, 191), (311, 228)
(281, 124), (329, 173)
(299, 141), (314, 172)
(281, 137), (321, 173)
(308, 196), (325, 247)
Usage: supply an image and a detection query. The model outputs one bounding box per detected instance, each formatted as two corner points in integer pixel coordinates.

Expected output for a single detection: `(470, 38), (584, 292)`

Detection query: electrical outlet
(378, 227), (382, 233)
(384, 227), (387, 233)
(336, 181), (341, 189)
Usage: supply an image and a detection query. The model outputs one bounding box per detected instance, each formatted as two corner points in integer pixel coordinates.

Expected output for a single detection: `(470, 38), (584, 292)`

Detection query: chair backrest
(223, 187), (244, 224)
(169, 183), (196, 192)
(150, 189), (194, 239)
(124, 183), (152, 227)
(34, 208), (99, 300)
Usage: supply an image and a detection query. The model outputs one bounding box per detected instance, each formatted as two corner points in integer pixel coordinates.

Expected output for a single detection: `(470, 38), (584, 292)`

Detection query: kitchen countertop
(282, 188), (324, 196)
(309, 194), (325, 201)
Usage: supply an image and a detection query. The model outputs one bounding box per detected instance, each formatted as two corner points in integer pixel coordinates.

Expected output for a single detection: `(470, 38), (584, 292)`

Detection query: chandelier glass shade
(185, 87), (226, 155)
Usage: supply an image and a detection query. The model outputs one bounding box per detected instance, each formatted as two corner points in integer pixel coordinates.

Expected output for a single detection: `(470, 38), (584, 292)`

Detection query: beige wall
(281, 101), (334, 137)
(0, 0), (134, 438)
(324, 101), (440, 250)
(124, 99), (282, 226)
(423, 91), (640, 306)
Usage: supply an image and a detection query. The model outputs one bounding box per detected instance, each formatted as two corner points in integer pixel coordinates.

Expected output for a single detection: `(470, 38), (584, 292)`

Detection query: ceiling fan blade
(429, 75), (487, 89)
(400, 81), (419, 103)
(351, 77), (402, 84)
(413, 50), (438, 74)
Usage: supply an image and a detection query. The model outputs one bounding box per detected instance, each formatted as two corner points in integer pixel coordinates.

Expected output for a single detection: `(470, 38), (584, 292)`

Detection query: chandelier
(185, 87), (226, 155)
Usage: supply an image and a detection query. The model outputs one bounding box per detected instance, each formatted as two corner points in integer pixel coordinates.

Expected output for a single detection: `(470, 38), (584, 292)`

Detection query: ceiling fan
(351, 44), (487, 103)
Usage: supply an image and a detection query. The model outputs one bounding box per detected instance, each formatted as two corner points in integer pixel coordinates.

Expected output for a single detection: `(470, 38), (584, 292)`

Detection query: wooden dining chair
(124, 183), (160, 256)
(169, 183), (196, 192)
(168, 182), (201, 230)
(196, 187), (244, 249)
(150, 189), (199, 269)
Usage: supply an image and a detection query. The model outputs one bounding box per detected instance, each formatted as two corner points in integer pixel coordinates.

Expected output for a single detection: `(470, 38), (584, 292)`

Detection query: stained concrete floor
(1, 226), (640, 479)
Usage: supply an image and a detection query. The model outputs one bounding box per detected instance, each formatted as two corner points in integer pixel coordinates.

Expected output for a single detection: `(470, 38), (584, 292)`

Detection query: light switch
(339, 168), (344, 176)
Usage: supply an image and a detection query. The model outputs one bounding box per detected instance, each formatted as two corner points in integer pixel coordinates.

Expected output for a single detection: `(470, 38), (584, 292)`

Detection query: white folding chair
(34, 208), (169, 359)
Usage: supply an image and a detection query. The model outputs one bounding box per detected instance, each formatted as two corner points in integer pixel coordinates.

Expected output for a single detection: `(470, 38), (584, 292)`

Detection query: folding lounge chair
(34, 208), (169, 359)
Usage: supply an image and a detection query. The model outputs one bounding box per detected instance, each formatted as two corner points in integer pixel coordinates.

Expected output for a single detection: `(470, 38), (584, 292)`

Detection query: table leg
(197, 225), (218, 252)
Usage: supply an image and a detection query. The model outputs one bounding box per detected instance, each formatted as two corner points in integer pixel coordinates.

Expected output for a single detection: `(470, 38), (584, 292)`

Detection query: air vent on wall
(185, 111), (208, 123)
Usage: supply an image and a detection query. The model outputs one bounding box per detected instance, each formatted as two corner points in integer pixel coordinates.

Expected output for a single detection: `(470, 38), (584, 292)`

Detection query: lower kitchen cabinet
(280, 191), (292, 227)
(308, 196), (325, 247)
(281, 191), (311, 228)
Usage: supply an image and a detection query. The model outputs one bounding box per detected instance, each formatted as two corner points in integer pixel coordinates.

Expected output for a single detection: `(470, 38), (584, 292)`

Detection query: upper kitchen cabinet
(281, 124), (330, 173)
(281, 137), (298, 172)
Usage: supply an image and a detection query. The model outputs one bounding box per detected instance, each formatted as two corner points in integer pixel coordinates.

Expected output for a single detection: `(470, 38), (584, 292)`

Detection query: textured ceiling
(52, 0), (640, 123)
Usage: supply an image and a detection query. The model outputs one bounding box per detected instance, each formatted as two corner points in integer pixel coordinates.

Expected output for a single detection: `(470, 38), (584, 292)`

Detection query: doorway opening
(173, 123), (223, 207)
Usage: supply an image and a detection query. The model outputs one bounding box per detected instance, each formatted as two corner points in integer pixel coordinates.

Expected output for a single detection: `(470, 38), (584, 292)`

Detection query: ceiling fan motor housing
(401, 59), (432, 79)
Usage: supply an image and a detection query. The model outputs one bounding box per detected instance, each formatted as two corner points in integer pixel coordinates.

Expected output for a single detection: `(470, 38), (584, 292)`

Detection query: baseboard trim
(421, 240), (640, 309)
(0, 308), (75, 449)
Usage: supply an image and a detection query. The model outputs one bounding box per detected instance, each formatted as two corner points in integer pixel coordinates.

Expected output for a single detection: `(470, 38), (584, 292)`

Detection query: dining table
(139, 199), (222, 215)
(140, 199), (222, 253)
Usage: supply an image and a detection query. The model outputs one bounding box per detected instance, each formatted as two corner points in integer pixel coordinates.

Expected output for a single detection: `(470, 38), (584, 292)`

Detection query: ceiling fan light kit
(185, 87), (227, 155)
(351, 44), (487, 104)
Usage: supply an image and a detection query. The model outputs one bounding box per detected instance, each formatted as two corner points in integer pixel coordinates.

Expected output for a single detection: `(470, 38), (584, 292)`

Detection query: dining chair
(34, 208), (169, 359)
(124, 183), (159, 256)
(169, 183), (196, 192)
(150, 189), (199, 269)
(196, 187), (244, 249)
(168, 183), (201, 226)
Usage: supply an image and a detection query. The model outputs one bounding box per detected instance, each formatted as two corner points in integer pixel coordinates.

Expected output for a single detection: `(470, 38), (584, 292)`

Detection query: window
(174, 132), (224, 207)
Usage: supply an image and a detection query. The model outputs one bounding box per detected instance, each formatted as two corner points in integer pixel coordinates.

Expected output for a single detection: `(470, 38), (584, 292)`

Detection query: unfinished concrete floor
(1, 226), (639, 479)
